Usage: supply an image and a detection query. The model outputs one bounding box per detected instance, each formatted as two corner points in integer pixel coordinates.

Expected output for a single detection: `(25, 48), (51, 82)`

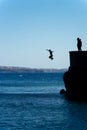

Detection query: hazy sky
(0, 0), (87, 69)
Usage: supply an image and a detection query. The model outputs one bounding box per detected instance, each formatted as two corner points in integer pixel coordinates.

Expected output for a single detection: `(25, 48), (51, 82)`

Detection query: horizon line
(0, 65), (67, 70)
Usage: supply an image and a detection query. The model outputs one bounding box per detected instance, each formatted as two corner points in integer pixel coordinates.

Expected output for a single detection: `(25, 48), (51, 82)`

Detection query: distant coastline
(0, 66), (67, 73)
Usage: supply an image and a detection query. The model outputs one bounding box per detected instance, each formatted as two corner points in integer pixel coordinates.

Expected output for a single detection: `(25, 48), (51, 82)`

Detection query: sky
(0, 0), (87, 69)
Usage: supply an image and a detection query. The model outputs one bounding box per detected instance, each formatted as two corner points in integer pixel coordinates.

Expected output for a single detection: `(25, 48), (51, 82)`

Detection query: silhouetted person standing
(77, 37), (82, 51)
(47, 49), (54, 60)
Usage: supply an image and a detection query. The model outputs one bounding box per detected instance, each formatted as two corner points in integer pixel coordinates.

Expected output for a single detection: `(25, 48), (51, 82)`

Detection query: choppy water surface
(0, 72), (87, 130)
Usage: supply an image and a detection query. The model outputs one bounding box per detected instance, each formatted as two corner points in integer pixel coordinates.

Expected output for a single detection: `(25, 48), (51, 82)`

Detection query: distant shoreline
(0, 66), (67, 73)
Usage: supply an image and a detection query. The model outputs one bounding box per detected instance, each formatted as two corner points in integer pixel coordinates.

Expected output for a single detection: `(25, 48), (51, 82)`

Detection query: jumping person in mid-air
(47, 49), (54, 60)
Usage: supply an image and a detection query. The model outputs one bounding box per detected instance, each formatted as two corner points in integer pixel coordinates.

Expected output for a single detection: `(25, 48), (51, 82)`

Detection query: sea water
(0, 72), (87, 130)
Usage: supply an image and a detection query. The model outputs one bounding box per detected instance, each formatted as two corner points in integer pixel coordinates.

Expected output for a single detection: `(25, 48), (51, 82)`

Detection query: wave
(0, 92), (61, 98)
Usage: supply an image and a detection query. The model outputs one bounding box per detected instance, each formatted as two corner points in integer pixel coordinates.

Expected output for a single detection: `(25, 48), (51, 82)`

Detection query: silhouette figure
(47, 49), (54, 60)
(77, 37), (82, 51)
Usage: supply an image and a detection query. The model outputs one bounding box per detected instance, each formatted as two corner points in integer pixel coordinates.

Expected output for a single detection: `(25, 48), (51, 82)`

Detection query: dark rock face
(63, 51), (87, 101)
(60, 89), (66, 94)
(63, 67), (87, 100)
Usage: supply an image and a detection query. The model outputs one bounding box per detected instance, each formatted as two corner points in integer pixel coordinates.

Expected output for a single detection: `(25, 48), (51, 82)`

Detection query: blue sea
(0, 71), (87, 130)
